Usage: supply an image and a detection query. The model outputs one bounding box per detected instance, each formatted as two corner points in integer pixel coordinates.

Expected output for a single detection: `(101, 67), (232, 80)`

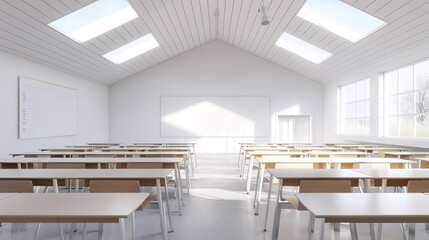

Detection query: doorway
(276, 115), (312, 143)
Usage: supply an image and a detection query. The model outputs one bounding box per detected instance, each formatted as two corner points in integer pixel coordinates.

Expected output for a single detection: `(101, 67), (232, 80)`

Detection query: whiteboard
(19, 77), (77, 139)
(161, 96), (270, 137)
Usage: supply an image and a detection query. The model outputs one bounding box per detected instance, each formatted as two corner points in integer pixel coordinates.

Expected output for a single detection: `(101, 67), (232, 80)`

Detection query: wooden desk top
(32, 157), (182, 164)
(0, 158), (37, 163)
(248, 151), (306, 156)
(294, 147), (342, 150)
(39, 148), (93, 152)
(0, 169), (173, 179)
(256, 157), (413, 164)
(101, 147), (190, 151)
(11, 151), (189, 157)
(0, 169), (83, 179)
(356, 147), (409, 151)
(352, 169), (429, 179)
(295, 193), (429, 223)
(87, 143), (121, 146)
(384, 151), (429, 156)
(74, 169), (174, 179)
(0, 193), (149, 223)
(267, 169), (370, 180)
(308, 151), (371, 156)
(242, 147), (291, 151)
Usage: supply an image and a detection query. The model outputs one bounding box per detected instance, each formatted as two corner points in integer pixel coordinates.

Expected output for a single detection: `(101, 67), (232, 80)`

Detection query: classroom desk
(293, 147), (343, 152)
(131, 143), (198, 168)
(30, 157), (186, 209)
(417, 158), (429, 168)
(355, 147), (409, 154)
(0, 193), (149, 240)
(383, 152), (429, 163)
(238, 147), (292, 171)
(267, 169), (371, 240)
(252, 157), (414, 215)
(308, 151), (372, 158)
(243, 151), (307, 193)
(11, 151), (192, 189)
(39, 148), (94, 152)
(0, 168), (173, 240)
(0, 157), (37, 169)
(87, 143), (121, 146)
(352, 168), (429, 190)
(295, 193), (429, 240)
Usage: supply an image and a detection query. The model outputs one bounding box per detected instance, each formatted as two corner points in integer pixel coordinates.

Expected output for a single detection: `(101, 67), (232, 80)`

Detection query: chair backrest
(297, 180), (352, 210)
(45, 163), (86, 169)
(407, 180), (429, 193)
(126, 162), (163, 169)
(0, 180), (33, 193)
(89, 180), (147, 211)
(89, 180), (141, 193)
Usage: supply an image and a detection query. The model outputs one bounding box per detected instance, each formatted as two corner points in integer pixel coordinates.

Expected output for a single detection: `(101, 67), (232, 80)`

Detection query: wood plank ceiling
(0, 0), (428, 85)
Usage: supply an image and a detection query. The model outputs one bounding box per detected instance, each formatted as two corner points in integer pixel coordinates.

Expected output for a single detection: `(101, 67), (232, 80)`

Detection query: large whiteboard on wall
(19, 76), (78, 139)
(160, 96), (271, 137)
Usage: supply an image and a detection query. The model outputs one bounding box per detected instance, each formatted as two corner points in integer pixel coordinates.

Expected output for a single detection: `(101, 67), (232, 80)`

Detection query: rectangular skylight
(275, 32), (332, 64)
(48, 0), (138, 43)
(103, 33), (159, 64)
(297, 0), (386, 42)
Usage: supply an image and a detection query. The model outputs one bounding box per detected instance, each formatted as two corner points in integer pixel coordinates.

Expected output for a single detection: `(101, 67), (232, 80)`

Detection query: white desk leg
(184, 157), (191, 192)
(237, 148), (242, 167)
(350, 223), (358, 240)
(131, 212), (135, 240)
(156, 179), (168, 240)
(245, 156), (254, 193)
(409, 223), (416, 240)
(318, 218), (325, 240)
(271, 180), (283, 240)
(254, 163), (265, 214)
(240, 152), (247, 177)
(164, 184), (174, 233)
(119, 218), (126, 240)
(192, 146), (198, 168)
(253, 162), (262, 208)
(174, 163), (184, 211)
(263, 174), (274, 232)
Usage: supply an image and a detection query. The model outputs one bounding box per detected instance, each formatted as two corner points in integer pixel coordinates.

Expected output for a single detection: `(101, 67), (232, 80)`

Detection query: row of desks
(0, 192), (149, 240)
(267, 168), (429, 240)
(0, 168), (174, 240)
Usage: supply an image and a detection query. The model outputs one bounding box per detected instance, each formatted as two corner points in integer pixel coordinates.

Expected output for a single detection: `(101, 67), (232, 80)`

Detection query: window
(381, 59), (429, 138)
(337, 79), (370, 135)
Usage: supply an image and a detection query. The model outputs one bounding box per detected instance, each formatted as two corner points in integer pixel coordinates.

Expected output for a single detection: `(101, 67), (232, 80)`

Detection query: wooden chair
(406, 180), (429, 239)
(0, 180), (33, 193)
(275, 180), (354, 237)
(82, 180), (154, 240)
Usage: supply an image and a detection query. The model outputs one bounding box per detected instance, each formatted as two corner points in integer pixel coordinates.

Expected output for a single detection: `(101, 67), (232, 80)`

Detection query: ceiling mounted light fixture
(48, 0), (138, 43)
(259, 0), (270, 26)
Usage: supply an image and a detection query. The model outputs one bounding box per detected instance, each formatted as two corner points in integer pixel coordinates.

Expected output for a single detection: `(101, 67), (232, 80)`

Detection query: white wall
(0, 50), (109, 157)
(109, 41), (324, 152)
(324, 41), (429, 148)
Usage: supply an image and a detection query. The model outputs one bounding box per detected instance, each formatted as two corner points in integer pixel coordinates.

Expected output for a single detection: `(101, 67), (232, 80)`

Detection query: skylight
(275, 32), (332, 64)
(103, 34), (159, 64)
(297, 0), (386, 42)
(48, 0), (138, 43)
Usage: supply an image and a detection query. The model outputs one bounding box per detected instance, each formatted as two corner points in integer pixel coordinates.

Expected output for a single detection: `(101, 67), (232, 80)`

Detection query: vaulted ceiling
(0, 0), (428, 85)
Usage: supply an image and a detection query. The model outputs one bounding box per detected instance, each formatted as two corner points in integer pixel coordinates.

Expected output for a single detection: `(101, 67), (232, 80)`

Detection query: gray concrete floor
(0, 153), (428, 239)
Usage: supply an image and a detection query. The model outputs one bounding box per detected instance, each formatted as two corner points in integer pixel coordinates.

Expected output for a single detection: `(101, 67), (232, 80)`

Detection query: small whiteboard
(161, 96), (271, 137)
(19, 76), (77, 138)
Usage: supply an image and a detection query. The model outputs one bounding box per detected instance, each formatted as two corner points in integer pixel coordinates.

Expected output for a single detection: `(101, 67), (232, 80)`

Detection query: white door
(277, 115), (311, 143)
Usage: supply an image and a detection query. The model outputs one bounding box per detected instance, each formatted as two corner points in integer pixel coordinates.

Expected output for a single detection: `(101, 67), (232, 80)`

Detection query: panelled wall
(0, 50), (109, 157)
(109, 41), (324, 152)
(324, 41), (429, 148)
